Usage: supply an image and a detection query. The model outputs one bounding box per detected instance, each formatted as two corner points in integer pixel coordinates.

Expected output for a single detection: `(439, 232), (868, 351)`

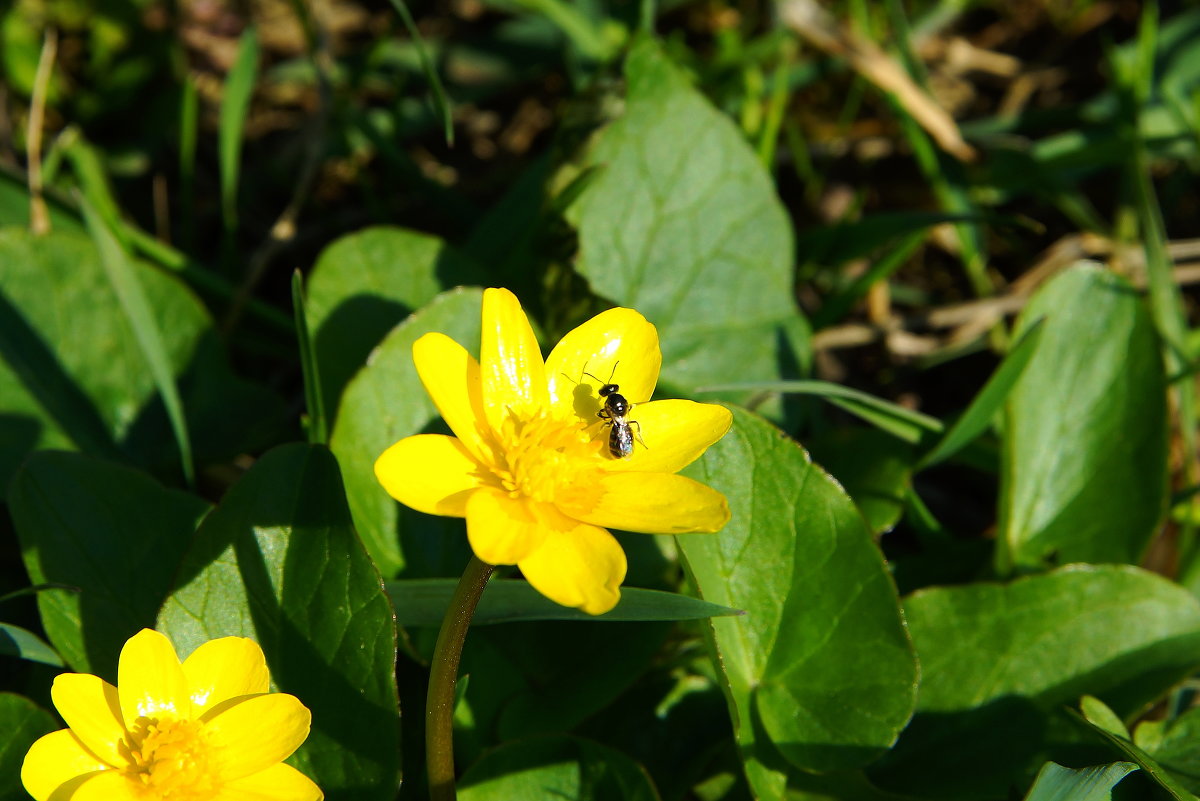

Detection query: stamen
(487, 410), (599, 503)
(121, 716), (221, 800)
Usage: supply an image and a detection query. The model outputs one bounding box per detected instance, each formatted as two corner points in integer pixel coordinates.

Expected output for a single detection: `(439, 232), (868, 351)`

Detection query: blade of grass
(58, 134), (292, 334)
(1119, 7), (1200, 588)
(756, 44), (795, 169)
(81, 197), (194, 487)
(220, 28), (259, 238)
(812, 230), (923, 329)
(698, 379), (943, 444)
(385, 0), (455, 145)
(291, 269), (327, 445)
(918, 319), (1045, 469)
(179, 74), (198, 251)
(882, 0), (999, 347)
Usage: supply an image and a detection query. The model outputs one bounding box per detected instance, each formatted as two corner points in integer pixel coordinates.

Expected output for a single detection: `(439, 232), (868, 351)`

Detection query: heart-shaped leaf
(570, 40), (810, 410)
(677, 407), (918, 794)
(157, 443), (400, 801)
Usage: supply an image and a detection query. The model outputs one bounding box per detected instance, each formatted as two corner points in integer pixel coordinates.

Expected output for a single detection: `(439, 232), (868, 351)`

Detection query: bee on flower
(22, 629), (321, 801)
(374, 287), (732, 615)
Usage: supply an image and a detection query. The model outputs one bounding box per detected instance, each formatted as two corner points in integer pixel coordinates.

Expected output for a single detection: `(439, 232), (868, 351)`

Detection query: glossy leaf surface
(571, 40), (809, 408)
(676, 407), (917, 795)
(870, 565), (1200, 799)
(158, 443), (400, 801)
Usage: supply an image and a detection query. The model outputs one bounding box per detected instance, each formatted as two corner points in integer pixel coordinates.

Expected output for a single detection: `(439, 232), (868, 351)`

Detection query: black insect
(583, 363), (647, 459)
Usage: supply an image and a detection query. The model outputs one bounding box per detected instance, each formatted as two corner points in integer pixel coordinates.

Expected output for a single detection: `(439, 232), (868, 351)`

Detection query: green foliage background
(2, 0), (1200, 799)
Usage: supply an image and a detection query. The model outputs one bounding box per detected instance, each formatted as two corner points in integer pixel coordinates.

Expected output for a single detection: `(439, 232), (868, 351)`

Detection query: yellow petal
(117, 629), (190, 726)
(599, 400), (731, 473)
(51, 769), (140, 801)
(479, 288), (547, 434)
(182, 637), (270, 718)
(465, 489), (549, 565)
(220, 763), (324, 801)
(49, 674), (125, 767)
(557, 472), (730, 534)
(518, 511), (626, 615)
(375, 434), (485, 517)
(544, 307), (661, 423)
(21, 730), (111, 801)
(203, 693), (311, 781)
(412, 332), (493, 463)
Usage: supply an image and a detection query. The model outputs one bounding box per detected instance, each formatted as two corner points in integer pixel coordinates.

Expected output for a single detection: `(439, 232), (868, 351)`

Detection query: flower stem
(427, 555), (495, 801)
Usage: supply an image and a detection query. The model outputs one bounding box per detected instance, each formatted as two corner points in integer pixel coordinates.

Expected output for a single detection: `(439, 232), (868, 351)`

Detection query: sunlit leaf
(999, 263), (1168, 571)
(158, 443), (399, 801)
(677, 407), (917, 795)
(869, 565), (1200, 799)
(570, 40), (810, 413)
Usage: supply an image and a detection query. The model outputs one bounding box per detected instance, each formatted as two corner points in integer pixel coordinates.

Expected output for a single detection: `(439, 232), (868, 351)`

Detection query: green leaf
(676, 407), (918, 793)
(458, 735), (661, 801)
(219, 27), (259, 233)
(570, 40), (810, 412)
(9, 451), (209, 676)
(387, 579), (741, 625)
(869, 565), (1200, 799)
(329, 288), (482, 578)
(1022, 761), (1139, 801)
(918, 319), (1045, 469)
(1135, 705), (1200, 794)
(0, 693), (56, 801)
(157, 443), (399, 801)
(1080, 694), (1130, 739)
(808, 427), (915, 534)
(0, 623), (62, 667)
(1070, 705), (1196, 801)
(999, 263), (1168, 570)
(81, 197), (194, 486)
(305, 227), (482, 420)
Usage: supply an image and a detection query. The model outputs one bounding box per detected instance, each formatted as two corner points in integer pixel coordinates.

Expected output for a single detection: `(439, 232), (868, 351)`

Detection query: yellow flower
(22, 629), (321, 801)
(374, 287), (732, 614)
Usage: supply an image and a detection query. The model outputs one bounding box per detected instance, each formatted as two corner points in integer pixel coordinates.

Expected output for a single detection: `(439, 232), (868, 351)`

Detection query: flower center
(490, 410), (601, 503)
(120, 716), (220, 800)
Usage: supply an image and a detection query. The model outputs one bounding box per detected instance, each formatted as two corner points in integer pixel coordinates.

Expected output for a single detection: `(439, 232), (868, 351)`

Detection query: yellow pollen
(490, 411), (599, 503)
(120, 716), (220, 800)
